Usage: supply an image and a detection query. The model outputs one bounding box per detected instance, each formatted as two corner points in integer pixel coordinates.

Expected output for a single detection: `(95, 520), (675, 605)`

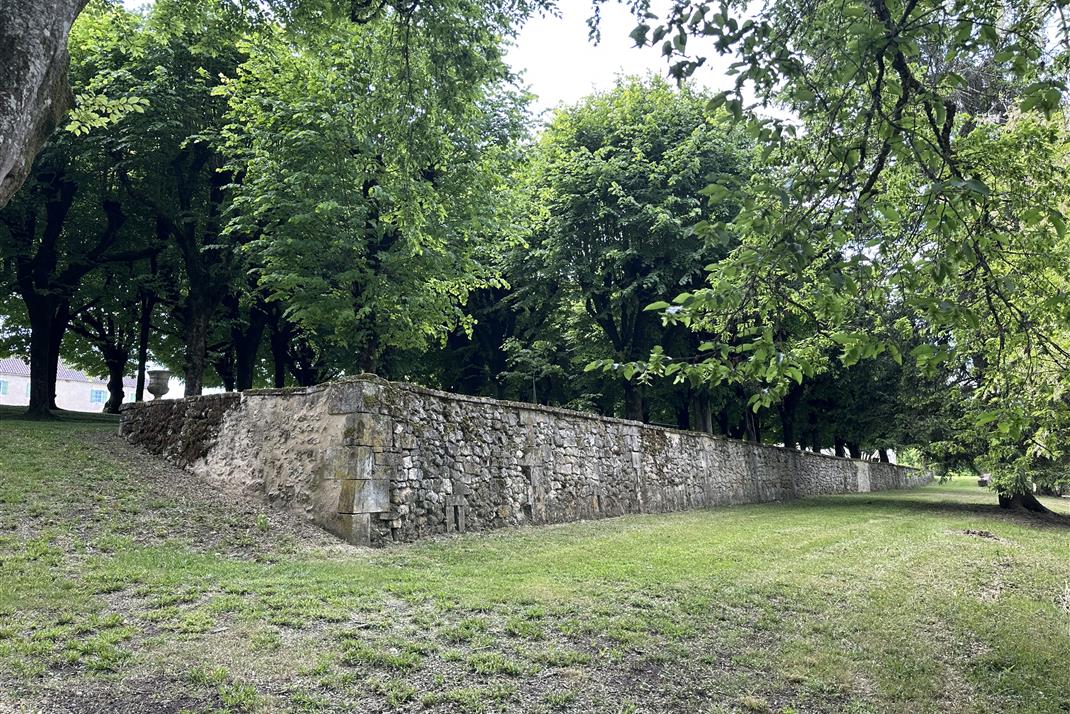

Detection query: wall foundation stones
(120, 375), (931, 547)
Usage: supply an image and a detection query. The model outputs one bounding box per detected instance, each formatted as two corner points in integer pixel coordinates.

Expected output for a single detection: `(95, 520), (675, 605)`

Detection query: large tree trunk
(998, 490), (1049, 513)
(0, 0), (88, 208)
(744, 409), (761, 443)
(270, 334), (287, 388)
(778, 383), (801, 449)
(847, 442), (862, 459)
(103, 356), (126, 414)
(24, 298), (57, 418)
(47, 300), (70, 410)
(623, 381), (643, 421)
(234, 310), (267, 391)
(134, 295), (153, 401)
(213, 348), (236, 392)
(675, 386), (691, 430)
(182, 306), (210, 396)
(689, 391), (713, 433)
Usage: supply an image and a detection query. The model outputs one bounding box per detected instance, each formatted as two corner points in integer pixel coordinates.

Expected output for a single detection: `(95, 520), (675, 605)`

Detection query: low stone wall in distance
(119, 376), (932, 547)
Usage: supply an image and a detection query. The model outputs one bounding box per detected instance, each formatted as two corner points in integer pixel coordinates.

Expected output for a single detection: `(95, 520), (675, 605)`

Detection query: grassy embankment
(1, 409), (1068, 712)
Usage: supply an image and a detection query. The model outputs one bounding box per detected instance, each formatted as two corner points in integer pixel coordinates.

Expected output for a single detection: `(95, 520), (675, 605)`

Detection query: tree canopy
(2, 0), (1069, 508)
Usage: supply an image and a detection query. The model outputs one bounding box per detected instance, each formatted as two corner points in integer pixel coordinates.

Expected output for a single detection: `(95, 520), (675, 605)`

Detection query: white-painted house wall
(0, 359), (135, 412)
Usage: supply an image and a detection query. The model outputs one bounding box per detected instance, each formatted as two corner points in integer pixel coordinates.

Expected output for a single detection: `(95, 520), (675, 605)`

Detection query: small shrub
(188, 665), (229, 686)
(544, 689), (577, 708)
(220, 681), (260, 711)
(368, 676), (417, 707)
(251, 628), (281, 652)
(738, 695), (772, 713)
(340, 642), (421, 670)
(505, 617), (544, 640)
(528, 647), (591, 667)
(467, 652), (526, 676)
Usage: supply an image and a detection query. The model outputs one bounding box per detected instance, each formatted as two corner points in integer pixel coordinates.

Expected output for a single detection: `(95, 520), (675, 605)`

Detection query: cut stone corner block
(317, 511), (372, 547)
(338, 478), (390, 514)
(342, 412), (393, 448)
(326, 379), (384, 415)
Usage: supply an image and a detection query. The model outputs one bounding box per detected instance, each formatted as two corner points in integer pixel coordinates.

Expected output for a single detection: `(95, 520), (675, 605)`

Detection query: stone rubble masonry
(119, 375), (932, 547)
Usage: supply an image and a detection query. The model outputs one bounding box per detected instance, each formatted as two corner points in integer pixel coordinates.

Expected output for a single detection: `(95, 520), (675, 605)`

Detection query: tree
(0, 0), (89, 208)
(65, 266), (144, 413)
(218, 11), (534, 374)
(612, 0), (1070, 507)
(0, 141), (142, 417)
(529, 76), (750, 420)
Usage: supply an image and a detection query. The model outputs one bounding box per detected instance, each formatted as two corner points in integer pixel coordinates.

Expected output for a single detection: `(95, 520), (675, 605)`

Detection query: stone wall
(120, 376), (931, 546)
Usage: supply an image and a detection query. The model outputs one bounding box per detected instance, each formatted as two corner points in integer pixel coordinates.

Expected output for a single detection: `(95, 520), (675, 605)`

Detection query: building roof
(0, 357), (137, 388)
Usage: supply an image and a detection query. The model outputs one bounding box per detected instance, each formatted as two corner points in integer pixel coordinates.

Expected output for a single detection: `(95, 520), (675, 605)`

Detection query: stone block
(338, 479), (391, 514)
(326, 380), (382, 414)
(343, 412), (393, 448)
(316, 512), (371, 546)
(320, 445), (377, 480)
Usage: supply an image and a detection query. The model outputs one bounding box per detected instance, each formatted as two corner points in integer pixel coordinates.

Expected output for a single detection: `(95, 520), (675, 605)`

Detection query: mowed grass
(0, 414), (1068, 713)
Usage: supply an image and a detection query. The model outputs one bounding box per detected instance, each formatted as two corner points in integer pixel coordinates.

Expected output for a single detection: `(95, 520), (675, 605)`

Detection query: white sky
(505, 2), (726, 118)
(119, 0), (732, 121)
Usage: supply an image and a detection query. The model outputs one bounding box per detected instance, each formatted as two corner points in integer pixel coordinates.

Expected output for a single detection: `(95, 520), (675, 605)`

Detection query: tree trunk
(834, 437), (847, 458)
(689, 391), (713, 433)
(675, 388), (690, 430)
(182, 306), (210, 396)
(744, 410), (761, 443)
(134, 295), (153, 401)
(268, 312), (289, 389)
(997, 489), (1049, 513)
(878, 448), (890, 463)
(271, 336), (287, 388)
(47, 300), (70, 410)
(103, 356), (126, 414)
(717, 408), (730, 437)
(0, 0), (88, 208)
(234, 324), (265, 391)
(778, 383), (801, 449)
(847, 442), (862, 459)
(24, 298), (56, 418)
(623, 381), (643, 422)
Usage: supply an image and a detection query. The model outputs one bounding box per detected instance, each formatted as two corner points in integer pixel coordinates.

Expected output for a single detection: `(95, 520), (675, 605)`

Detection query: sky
(504, 2), (722, 118)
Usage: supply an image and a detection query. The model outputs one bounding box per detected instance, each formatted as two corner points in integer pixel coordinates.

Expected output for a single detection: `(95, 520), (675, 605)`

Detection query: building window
(90, 389), (106, 405)
(0, 380), (7, 396)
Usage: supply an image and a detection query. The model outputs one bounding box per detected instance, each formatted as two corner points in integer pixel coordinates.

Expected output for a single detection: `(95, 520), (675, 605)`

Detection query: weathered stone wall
(120, 376), (931, 546)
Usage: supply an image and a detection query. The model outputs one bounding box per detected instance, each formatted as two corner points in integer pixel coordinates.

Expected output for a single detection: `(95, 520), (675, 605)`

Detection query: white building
(0, 358), (136, 412)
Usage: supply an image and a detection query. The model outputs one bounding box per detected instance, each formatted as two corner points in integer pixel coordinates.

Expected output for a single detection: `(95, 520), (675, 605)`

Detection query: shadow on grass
(0, 405), (119, 424)
(798, 491), (1070, 530)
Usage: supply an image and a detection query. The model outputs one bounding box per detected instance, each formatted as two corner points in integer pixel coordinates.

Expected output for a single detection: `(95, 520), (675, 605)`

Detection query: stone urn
(147, 370), (171, 400)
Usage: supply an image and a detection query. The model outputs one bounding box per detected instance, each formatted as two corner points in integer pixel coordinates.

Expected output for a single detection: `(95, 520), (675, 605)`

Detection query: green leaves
(66, 94), (149, 136)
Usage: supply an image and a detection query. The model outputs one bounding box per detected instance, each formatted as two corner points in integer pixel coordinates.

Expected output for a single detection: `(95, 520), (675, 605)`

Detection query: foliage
(525, 75), (752, 418)
(217, 13), (530, 370)
(611, 0), (1070, 493)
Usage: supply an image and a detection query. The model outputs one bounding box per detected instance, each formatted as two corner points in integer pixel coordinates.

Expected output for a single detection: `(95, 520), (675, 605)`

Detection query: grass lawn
(0, 413), (1068, 713)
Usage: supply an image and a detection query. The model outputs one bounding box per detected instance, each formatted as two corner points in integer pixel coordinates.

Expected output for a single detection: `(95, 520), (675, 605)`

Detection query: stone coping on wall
(120, 375), (919, 471)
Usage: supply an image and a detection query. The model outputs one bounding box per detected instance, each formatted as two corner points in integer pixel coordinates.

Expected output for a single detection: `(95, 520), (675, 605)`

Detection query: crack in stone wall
(120, 375), (932, 547)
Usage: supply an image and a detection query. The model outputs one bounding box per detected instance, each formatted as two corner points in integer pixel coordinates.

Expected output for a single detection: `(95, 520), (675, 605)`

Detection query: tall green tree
(218, 12), (533, 372)
(614, 0), (1070, 506)
(525, 76), (751, 420)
